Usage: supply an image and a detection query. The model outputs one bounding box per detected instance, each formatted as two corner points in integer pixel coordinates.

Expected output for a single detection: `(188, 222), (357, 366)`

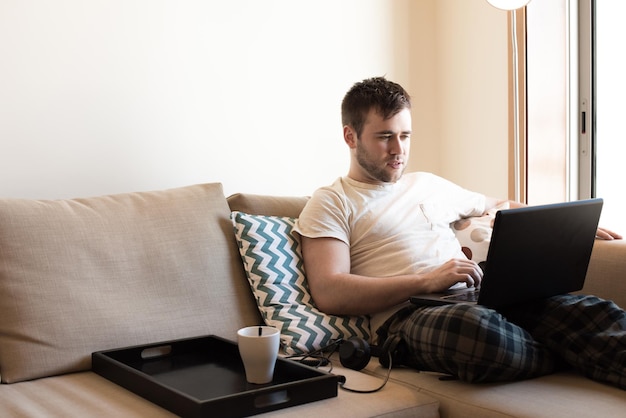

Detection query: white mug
(237, 326), (280, 384)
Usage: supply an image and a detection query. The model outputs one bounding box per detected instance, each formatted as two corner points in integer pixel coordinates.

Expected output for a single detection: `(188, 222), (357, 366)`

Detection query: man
(295, 76), (625, 389)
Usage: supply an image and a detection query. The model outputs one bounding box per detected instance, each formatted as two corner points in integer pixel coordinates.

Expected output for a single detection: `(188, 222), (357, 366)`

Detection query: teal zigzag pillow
(231, 211), (370, 355)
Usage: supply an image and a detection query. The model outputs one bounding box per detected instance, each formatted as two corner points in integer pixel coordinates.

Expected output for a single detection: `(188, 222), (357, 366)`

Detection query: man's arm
(484, 197), (526, 211)
(300, 236), (483, 316)
(485, 196), (622, 240)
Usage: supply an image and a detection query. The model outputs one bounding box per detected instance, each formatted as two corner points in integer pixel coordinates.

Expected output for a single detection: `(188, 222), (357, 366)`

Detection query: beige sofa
(0, 183), (624, 417)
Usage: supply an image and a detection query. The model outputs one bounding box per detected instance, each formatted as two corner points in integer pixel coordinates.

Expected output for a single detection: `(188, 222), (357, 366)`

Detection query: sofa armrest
(580, 239), (626, 309)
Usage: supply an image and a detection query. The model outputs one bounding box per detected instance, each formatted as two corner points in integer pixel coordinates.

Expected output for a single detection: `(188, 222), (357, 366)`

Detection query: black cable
(338, 351), (392, 394)
(285, 339), (341, 372)
(286, 339), (393, 393)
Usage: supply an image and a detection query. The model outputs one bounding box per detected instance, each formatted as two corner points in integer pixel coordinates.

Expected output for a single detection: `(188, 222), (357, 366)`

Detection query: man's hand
(596, 227), (622, 240)
(422, 258), (483, 293)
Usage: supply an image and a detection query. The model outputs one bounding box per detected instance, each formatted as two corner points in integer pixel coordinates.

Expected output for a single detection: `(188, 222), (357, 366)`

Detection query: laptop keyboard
(441, 289), (480, 303)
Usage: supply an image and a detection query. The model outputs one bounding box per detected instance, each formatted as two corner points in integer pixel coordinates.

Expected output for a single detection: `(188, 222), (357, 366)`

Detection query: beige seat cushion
(375, 365), (626, 418)
(0, 183), (260, 383)
(0, 369), (439, 418)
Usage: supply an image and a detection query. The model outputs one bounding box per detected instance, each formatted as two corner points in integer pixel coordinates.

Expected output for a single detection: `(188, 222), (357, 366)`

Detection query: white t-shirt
(295, 172), (486, 335)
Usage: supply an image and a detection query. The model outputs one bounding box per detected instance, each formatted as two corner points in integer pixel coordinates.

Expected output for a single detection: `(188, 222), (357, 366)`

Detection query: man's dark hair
(341, 77), (411, 138)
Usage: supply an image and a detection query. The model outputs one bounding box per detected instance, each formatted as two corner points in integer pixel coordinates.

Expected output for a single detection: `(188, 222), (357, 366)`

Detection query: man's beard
(355, 143), (404, 183)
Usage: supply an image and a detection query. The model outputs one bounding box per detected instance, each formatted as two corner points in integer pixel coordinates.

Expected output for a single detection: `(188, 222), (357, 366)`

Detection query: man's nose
(388, 136), (403, 154)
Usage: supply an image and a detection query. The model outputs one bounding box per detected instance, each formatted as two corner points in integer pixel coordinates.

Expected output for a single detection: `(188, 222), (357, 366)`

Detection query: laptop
(410, 198), (603, 308)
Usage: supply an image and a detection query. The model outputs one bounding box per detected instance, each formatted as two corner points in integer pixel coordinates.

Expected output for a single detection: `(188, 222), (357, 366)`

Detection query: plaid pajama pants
(377, 295), (626, 389)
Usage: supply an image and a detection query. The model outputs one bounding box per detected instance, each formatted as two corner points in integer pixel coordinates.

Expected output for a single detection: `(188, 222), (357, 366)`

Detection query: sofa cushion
(0, 369), (439, 418)
(451, 202), (510, 263)
(370, 363), (626, 418)
(231, 211), (370, 354)
(0, 183), (261, 383)
(227, 193), (309, 218)
(583, 239), (626, 309)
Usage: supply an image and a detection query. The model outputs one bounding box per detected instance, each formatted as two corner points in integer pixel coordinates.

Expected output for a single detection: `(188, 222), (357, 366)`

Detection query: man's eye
(378, 135), (392, 141)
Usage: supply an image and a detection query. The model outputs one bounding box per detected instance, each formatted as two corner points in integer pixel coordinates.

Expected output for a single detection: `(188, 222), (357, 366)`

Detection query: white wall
(0, 0), (508, 200)
(435, 0), (509, 198)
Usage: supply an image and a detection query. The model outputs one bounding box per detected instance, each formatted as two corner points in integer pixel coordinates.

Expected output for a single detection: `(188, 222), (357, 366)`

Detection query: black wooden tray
(92, 335), (338, 417)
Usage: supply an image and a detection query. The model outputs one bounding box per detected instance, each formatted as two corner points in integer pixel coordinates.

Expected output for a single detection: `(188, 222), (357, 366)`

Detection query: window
(526, 0), (624, 232)
(578, 0), (625, 232)
(526, 0), (568, 205)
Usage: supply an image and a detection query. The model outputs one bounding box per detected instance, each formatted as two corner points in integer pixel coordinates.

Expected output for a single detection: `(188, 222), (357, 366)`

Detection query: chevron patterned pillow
(231, 211), (370, 355)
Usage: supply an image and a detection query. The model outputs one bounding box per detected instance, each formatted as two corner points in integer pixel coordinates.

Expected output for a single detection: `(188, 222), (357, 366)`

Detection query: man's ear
(344, 125), (357, 148)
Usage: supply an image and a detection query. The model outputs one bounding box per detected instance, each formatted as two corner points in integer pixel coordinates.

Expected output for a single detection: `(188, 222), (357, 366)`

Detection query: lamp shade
(487, 0), (531, 10)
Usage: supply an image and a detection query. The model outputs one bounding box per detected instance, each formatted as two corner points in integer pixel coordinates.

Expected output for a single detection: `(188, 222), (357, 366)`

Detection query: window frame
(576, 0), (595, 200)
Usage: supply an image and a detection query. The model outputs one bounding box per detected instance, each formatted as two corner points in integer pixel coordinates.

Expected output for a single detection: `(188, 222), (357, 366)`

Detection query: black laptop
(410, 198), (603, 308)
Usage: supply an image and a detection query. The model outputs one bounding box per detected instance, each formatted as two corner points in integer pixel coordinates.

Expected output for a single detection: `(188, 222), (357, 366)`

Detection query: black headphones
(338, 337), (371, 370)
(338, 335), (406, 371)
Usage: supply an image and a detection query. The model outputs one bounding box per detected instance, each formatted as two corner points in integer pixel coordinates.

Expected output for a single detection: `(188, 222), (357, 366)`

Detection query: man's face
(346, 107), (412, 184)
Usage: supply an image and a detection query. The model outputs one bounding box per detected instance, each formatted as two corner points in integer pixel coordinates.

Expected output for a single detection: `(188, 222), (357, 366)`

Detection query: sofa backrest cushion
(227, 193), (309, 218)
(0, 183), (261, 383)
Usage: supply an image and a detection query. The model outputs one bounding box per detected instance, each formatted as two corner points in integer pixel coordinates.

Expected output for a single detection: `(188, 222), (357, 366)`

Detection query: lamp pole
(486, 0), (532, 203)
